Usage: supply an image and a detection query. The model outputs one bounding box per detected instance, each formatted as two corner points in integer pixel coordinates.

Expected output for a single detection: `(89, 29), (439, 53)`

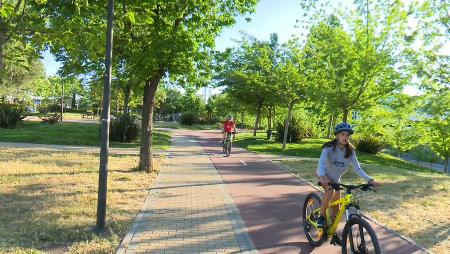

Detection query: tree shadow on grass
(0, 182), (146, 253)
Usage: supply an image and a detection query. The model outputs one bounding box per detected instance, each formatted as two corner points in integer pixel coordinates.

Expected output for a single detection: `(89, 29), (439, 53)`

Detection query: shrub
(39, 113), (61, 124)
(275, 117), (313, 143)
(64, 108), (86, 114)
(410, 145), (443, 164)
(0, 103), (26, 128)
(354, 134), (385, 154)
(110, 114), (140, 142)
(180, 112), (198, 126)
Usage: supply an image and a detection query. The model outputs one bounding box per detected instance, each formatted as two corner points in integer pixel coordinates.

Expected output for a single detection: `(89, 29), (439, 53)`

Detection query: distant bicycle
(222, 131), (235, 157)
(303, 182), (381, 254)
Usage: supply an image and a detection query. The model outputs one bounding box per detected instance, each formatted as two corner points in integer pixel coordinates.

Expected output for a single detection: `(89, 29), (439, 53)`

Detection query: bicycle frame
(306, 192), (355, 236)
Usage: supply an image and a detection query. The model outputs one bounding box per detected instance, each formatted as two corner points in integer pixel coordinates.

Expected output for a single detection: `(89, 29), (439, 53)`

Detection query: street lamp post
(96, 0), (114, 232)
(61, 79), (64, 121)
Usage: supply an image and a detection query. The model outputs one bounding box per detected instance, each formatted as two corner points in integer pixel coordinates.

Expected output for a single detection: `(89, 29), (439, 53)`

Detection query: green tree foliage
(155, 85), (183, 119)
(420, 90), (450, 174)
(304, 14), (409, 122)
(0, 0), (46, 79)
(215, 34), (278, 136)
(0, 54), (45, 101)
(36, 76), (85, 111)
(355, 94), (422, 155)
(208, 93), (240, 122)
(180, 87), (205, 117)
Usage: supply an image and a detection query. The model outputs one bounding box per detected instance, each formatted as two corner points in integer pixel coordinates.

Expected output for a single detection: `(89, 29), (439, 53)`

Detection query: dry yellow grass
(0, 149), (161, 254)
(277, 160), (450, 254)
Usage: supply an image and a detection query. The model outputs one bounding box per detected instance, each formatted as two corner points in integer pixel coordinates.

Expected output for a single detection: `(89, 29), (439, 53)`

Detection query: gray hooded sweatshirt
(317, 146), (372, 183)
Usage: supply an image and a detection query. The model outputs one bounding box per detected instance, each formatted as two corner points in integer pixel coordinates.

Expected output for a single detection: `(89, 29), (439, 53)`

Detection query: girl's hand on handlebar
(319, 176), (332, 188)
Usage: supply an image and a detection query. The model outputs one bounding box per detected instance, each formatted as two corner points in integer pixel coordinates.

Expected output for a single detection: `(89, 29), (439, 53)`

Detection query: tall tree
(216, 35), (278, 136)
(301, 0), (416, 122)
(275, 40), (310, 149)
(41, 0), (257, 172)
(130, 1), (257, 171)
(0, 54), (44, 100)
(420, 90), (450, 174)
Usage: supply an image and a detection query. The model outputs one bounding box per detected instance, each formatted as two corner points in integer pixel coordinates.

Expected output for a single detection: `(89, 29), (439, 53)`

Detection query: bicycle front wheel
(303, 192), (326, 247)
(342, 216), (381, 254)
(225, 141), (231, 156)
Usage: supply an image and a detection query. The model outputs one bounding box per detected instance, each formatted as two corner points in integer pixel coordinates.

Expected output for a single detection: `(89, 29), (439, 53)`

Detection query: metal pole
(61, 79), (64, 121)
(96, 0), (114, 232)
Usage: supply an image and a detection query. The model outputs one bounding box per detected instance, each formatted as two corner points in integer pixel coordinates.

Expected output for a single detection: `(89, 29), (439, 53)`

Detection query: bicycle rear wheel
(342, 216), (381, 254)
(225, 141), (231, 156)
(303, 192), (326, 247)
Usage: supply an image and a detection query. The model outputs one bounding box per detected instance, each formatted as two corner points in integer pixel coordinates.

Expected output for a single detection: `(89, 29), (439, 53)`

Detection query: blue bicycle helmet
(334, 122), (354, 135)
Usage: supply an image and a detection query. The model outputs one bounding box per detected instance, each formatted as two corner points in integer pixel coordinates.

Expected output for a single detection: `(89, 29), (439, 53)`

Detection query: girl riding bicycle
(316, 122), (380, 228)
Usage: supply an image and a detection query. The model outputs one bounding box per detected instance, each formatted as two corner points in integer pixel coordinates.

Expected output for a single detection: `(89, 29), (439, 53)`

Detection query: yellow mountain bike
(303, 183), (381, 254)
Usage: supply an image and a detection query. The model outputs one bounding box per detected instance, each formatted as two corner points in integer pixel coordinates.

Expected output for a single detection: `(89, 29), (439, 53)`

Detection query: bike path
(116, 131), (257, 254)
(192, 131), (427, 254)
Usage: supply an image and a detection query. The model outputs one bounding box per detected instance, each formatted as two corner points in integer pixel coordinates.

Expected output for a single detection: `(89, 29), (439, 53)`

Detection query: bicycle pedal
(330, 234), (342, 246)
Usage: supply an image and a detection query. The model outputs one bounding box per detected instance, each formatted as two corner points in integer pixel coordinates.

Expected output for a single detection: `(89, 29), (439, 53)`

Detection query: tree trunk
(268, 106), (272, 132)
(342, 108), (349, 123)
(282, 102), (295, 150)
(123, 79), (132, 115)
(445, 155), (449, 175)
(61, 80), (64, 121)
(253, 100), (263, 137)
(267, 106), (272, 140)
(0, 31), (5, 75)
(273, 105), (276, 127)
(327, 112), (334, 139)
(139, 70), (164, 172)
(71, 93), (76, 108)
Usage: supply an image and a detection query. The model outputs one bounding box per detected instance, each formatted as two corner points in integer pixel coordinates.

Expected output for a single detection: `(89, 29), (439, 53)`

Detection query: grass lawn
(61, 113), (90, 120)
(234, 132), (327, 158)
(0, 149), (162, 254)
(0, 121), (171, 150)
(235, 132), (449, 253)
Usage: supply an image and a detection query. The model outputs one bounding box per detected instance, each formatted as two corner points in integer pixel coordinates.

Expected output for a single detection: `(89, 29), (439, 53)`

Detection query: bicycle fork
(330, 207), (359, 246)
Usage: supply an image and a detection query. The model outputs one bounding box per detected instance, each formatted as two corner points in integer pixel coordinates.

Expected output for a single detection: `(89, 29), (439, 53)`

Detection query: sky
(42, 0), (444, 96)
(214, 0), (301, 51)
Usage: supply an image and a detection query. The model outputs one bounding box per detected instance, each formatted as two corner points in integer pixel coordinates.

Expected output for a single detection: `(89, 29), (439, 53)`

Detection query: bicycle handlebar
(318, 182), (375, 192)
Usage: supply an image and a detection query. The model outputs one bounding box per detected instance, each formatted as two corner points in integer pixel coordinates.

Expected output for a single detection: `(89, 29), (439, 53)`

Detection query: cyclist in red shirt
(222, 115), (236, 143)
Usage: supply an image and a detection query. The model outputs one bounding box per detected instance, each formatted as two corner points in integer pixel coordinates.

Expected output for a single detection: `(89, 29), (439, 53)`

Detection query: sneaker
(316, 215), (325, 228)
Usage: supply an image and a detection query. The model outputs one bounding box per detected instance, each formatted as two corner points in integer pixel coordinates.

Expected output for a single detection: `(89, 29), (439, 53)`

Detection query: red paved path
(191, 131), (426, 254)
